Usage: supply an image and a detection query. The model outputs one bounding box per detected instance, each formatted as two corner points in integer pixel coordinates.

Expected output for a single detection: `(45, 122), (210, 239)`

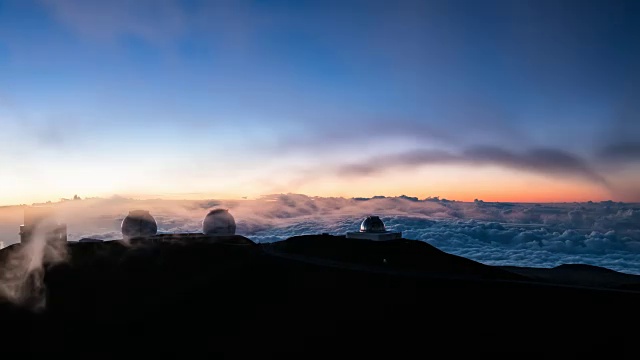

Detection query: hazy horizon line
(1, 192), (634, 208)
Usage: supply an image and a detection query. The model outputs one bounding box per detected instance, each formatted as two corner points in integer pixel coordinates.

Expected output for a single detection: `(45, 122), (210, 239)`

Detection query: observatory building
(202, 209), (236, 236)
(346, 216), (402, 241)
(121, 210), (158, 240)
(19, 206), (67, 244)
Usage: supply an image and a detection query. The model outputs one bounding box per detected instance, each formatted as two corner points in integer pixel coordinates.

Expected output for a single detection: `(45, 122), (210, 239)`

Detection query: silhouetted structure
(79, 238), (103, 243)
(121, 210), (157, 240)
(346, 215), (401, 241)
(19, 206), (67, 244)
(202, 209), (236, 235)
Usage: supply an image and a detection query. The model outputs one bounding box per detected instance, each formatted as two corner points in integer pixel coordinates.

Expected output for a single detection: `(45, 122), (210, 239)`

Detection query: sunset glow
(1, 0), (639, 205)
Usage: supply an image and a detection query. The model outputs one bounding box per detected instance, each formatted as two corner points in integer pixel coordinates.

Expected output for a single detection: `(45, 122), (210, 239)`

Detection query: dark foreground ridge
(1, 234), (639, 357)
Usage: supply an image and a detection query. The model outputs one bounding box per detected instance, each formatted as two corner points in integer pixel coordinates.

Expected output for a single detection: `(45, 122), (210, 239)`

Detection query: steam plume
(0, 218), (68, 309)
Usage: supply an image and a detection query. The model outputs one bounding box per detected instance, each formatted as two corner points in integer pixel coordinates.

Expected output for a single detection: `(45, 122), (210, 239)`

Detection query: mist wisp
(0, 218), (68, 309)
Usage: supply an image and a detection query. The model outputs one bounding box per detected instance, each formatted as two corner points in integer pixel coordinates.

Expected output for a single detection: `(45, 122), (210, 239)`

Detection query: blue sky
(1, 0), (639, 204)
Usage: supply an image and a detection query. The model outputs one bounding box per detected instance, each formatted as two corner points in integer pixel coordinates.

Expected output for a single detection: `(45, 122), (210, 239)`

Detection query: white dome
(121, 210), (157, 240)
(203, 209), (236, 235)
(360, 216), (386, 233)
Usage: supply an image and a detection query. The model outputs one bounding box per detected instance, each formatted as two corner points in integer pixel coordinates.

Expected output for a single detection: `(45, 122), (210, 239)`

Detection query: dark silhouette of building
(202, 209), (236, 235)
(121, 210), (158, 240)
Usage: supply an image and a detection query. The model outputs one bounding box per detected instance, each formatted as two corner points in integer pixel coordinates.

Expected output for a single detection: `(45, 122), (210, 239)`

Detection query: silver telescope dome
(203, 209), (236, 235)
(360, 216), (386, 233)
(121, 210), (158, 240)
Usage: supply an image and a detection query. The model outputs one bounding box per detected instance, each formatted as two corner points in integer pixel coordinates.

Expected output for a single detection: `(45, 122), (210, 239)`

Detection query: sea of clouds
(1, 194), (640, 274)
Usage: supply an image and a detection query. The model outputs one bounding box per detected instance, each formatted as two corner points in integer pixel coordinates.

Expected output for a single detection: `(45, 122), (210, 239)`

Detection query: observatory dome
(360, 216), (386, 233)
(121, 210), (158, 239)
(203, 209), (236, 236)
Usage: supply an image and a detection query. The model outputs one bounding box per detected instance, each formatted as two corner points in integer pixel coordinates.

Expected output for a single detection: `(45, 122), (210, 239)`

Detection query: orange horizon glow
(1, 164), (631, 206)
(0, 191), (620, 207)
(0, 181), (621, 207)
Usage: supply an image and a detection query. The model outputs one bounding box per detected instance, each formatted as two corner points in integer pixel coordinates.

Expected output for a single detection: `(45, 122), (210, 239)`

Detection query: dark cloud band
(338, 146), (609, 187)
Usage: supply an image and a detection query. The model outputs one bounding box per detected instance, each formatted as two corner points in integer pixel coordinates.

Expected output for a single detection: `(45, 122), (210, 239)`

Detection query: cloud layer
(2, 195), (639, 274)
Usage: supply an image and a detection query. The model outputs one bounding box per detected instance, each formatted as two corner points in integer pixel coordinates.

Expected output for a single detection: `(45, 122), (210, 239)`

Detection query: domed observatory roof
(121, 210), (158, 240)
(202, 209), (236, 236)
(360, 216), (386, 233)
(346, 215), (401, 241)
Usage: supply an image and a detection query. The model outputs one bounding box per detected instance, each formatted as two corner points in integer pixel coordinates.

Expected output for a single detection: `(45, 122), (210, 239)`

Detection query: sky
(1, 0), (640, 205)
